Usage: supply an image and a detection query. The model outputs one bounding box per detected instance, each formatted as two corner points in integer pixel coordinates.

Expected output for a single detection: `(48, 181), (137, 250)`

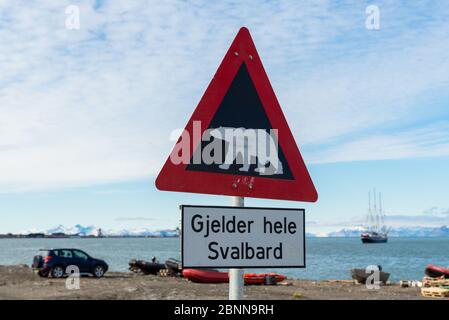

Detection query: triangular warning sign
(156, 27), (317, 202)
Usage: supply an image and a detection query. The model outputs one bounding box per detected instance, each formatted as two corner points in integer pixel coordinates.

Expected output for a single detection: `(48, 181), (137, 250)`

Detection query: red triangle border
(156, 27), (318, 202)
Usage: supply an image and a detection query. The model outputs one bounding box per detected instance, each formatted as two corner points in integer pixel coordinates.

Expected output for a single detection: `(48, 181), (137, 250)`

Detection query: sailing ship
(361, 189), (388, 243)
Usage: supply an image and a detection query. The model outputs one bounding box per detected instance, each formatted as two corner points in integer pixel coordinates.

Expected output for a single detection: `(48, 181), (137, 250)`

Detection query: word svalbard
(208, 241), (283, 260)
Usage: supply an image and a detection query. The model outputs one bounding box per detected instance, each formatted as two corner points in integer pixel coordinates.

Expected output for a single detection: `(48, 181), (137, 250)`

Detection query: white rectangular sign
(181, 205), (305, 268)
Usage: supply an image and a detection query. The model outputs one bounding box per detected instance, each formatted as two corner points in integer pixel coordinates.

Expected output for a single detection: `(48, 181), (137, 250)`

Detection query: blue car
(32, 248), (108, 278)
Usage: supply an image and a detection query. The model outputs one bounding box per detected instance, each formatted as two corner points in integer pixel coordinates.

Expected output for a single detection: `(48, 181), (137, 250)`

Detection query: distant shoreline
(2, 235), (449, 239)
(0, 234), (179, 239)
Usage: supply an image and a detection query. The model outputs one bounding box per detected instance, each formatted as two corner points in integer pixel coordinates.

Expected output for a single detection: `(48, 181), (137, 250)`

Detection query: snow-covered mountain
(325, 225), (449, 237)
(21, 225), (179, 237)
(388, 226), (449, 237)
(106, 228), (179, 237)
(44, 224), (98, 236)
(21, 224), (449, 238)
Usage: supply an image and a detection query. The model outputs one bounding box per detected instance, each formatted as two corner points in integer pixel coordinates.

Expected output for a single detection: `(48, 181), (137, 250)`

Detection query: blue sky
(0, 1), (448, 233)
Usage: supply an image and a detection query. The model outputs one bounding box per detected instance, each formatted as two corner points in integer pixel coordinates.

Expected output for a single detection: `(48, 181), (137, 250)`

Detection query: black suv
(32, 248), (108, 278)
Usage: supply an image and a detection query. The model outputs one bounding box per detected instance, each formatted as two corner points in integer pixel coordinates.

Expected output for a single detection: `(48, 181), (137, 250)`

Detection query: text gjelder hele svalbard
(190, 214), (297, 260)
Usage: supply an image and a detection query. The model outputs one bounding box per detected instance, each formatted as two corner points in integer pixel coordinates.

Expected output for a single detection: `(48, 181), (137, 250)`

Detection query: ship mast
(379, 192), (382, 214)
(363, 189), (388, 239)
(367, 190), (372, 231)
(379, 192), (383, 231)
(374, 188), (379, 232)
(379, 192), (386, 233)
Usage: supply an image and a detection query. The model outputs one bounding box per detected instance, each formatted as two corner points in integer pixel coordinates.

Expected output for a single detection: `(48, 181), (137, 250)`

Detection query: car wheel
(93, 265), (105, 278)
(51, 266), (65, 278)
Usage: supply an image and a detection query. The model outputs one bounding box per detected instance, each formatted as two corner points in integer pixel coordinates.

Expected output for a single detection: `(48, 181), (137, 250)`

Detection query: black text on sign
(181, 205), (305, 268)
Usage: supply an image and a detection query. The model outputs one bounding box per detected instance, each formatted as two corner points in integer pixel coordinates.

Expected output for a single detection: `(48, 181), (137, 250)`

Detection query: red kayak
(182, 269), (229, 283)
(244, 273), (286, 285)
(182, 269), (286, 285)
(425, 264), (449, 278)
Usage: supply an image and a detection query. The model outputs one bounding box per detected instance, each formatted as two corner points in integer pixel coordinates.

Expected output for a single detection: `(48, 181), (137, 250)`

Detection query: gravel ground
(0, 265), (435, 300)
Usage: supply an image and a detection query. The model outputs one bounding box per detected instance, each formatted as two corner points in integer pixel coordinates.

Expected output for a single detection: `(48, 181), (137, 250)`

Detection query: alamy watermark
(169, 121), (283, 176)
(365, 5), (380, 30)
(65, 265), (80, 290)
(365, 265), (382, 289)
(65, 5), (80, 30)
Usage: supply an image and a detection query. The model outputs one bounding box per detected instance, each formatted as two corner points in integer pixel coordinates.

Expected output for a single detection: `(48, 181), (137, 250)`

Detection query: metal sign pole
(229, 196), (244, 300)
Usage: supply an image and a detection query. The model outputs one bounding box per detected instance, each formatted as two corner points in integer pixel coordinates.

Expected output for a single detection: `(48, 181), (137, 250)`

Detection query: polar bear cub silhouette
(209, 127), (283, 175)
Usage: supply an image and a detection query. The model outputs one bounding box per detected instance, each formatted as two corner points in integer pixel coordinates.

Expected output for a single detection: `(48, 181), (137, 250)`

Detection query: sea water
(0, 237), (448, 281)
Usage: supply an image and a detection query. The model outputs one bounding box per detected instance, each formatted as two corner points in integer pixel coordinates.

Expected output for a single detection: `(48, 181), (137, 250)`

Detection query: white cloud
(0, 1), (449, 192)
(423, 207), (449, 217)
(307, 122), (449, 164)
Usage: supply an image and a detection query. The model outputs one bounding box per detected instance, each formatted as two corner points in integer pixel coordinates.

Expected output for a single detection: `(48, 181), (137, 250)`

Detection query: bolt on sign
(156, 27), (317, 202)
(181, 205), (305, 268)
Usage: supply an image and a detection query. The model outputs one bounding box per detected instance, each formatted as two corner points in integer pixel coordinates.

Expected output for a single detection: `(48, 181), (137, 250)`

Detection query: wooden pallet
(158, 268), (177, 277)
(422, 277), (449, 288)
(421, 287), (449, 298)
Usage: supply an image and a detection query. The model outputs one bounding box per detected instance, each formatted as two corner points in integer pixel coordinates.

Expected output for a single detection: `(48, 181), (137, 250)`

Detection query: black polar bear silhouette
(209, 127), (283, 175)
